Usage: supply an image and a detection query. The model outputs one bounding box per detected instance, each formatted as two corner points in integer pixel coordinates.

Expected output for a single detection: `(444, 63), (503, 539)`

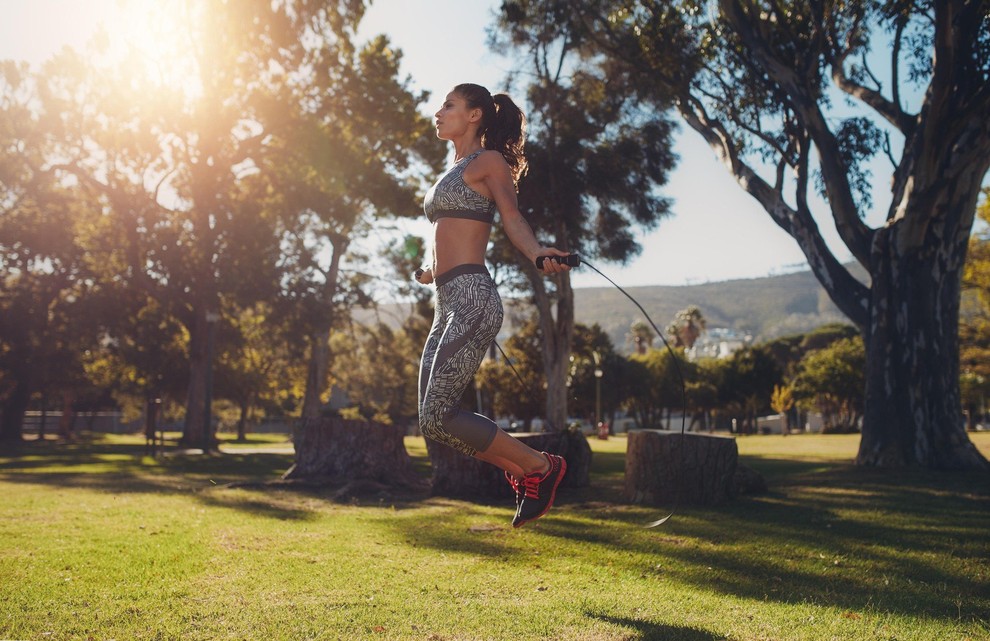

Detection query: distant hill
(356, 263), (870, 353)
(568, 262), (870, 352)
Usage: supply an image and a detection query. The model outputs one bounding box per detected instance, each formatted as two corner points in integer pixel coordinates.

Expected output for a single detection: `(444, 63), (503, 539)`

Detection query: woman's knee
(418, 400), (449, 442)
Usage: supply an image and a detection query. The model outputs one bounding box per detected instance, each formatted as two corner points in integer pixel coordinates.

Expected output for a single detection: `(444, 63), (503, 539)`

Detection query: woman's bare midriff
(431, 218), (492, 279)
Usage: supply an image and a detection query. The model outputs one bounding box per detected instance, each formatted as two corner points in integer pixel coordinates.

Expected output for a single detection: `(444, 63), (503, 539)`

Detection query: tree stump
(624, 430), (738, 506)
(428, 429), (592, 499)
(282, 417), (423, 491)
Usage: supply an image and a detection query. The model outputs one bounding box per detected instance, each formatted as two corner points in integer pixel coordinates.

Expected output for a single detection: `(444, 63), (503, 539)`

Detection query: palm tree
(668, 306), (707, 350)
(628, 321), (655, 355)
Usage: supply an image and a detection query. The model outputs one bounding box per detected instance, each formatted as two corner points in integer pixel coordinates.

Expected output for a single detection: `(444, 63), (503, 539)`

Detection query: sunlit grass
(0, 431), (987, 640)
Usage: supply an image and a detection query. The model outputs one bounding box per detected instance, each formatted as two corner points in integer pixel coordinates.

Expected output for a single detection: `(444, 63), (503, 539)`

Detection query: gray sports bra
(423, 150), (497, 224)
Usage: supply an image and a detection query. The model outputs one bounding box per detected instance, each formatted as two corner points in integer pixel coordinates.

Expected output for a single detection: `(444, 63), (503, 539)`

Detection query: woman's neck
(452, 136), (484, 162)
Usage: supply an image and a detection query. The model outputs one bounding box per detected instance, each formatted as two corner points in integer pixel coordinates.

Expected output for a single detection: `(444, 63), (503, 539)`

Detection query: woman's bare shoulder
(470, 150), (511, 176)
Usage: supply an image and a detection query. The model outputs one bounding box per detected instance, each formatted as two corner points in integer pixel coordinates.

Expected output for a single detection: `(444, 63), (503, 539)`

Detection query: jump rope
(506, 254), (686, 527)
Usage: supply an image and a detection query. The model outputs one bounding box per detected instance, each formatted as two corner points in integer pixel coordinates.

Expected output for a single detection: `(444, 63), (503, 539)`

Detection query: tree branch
(677, 95), (869, 328)
(892, 19), (908, 112)
(47, 161), (175, 306)
(722, 0), (873, 266)
(830, 61), (915, 134)
(825, 2), (916, 134)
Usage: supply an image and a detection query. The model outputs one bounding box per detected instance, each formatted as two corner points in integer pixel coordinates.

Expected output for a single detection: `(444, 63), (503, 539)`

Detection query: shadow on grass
(585, 612), (721, 641)
(672, 463), (984, 622)
(387, 455), (990, 624)
(0, 435), (317, 521)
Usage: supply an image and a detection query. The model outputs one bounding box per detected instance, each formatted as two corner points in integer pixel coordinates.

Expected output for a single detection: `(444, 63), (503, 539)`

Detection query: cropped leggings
(418, 264), (503, 456)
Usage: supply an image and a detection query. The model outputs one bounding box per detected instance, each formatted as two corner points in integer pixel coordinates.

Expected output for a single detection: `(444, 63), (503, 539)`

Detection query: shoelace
(522, 473), (543, 500)
(506, 473), (525, 512)
(505, 472), (520, 495)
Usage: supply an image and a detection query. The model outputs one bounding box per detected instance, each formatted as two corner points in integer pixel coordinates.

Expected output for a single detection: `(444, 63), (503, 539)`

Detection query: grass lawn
(0, 430), (987, 641)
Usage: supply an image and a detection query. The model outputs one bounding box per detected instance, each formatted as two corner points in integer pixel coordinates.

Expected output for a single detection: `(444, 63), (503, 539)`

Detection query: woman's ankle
(525, 452), (551, 476)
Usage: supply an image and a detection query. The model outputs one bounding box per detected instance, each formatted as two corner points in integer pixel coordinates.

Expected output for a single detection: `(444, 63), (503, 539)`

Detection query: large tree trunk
(236, 394), (252, 442)
(665, 0), (990, 471)
(0, 372), (30, 444)
(855, 86), (989, 470)
(860, 216), (988, 469)
(57, 391), (76, 441)
(300, 235), (345, 419)
(544, 346), (570, 430)
(180, 309), (210, 449)
(301, 329), (330, 419)
(531, 270), (575, 431)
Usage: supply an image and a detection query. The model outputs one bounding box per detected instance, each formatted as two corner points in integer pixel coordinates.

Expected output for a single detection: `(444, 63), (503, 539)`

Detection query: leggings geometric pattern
(418, 265), (503, 456)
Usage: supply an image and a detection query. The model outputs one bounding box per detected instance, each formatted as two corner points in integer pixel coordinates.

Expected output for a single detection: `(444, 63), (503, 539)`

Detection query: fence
(22, 411), (128, 434)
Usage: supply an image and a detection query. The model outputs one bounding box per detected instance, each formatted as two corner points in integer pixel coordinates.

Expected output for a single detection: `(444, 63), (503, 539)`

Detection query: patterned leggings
(418, 264), (503, 456)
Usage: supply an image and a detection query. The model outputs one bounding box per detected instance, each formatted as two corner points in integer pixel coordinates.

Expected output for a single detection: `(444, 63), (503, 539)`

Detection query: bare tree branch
(723, 0), (873, 266)
(677, 94), (869, 327)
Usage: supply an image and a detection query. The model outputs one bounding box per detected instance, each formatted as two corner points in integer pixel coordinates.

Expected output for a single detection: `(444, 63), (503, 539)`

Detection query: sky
(0, 0), (887, 289)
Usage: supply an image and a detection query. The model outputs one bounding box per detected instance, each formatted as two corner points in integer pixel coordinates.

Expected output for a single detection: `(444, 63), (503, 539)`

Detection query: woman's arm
(477, 152), (571, 274)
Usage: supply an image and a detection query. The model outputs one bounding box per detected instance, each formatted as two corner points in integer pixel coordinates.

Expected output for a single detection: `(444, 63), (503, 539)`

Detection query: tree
(567, 323), (624, 427)
(580, 0), (990, 468)
(475, 318), (547, 424)
(624, 347), (691, 430)
(267, 32), (443, 419)
(22, 2), (362, 449)
(963, 189), (990, 315)
(381, 233), (436, 352)
(763, 323), (860, 382)
(720, 346), (782, 433)
(686, 365), (720, 432)
(770, 384), (795, 435)
(667, 305), (707, 349)
(792, 337), (866, 432)
(628, 320), (655, 355)
(488, 1), (678, 430)
(0, 65), (98, 442)
(82, 295), (190, 432)
(329, 322), (420, 425)
(960, 188), (990, 428)
(214, 302), (300, 441)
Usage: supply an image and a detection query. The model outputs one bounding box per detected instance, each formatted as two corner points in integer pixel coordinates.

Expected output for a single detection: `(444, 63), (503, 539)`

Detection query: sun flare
(103, 1), (178, 58)
(93, 0), (197, 95)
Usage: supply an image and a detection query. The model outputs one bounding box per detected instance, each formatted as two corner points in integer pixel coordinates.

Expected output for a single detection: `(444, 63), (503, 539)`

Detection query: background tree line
(474, 311), (868, 436)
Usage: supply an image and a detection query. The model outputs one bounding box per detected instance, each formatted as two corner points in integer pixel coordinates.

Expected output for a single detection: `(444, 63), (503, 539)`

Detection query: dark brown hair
(453, 83), (528, 183)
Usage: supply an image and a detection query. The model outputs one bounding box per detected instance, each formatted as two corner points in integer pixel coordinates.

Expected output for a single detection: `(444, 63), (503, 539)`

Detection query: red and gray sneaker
(512, 452), (567, 528)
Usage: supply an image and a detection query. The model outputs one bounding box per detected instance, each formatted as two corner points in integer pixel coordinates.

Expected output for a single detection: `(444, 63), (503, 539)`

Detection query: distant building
(686, 327), (752, 360)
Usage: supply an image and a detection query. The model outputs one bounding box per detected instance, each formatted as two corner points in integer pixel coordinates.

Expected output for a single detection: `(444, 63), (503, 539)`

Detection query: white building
(686, 327), (753, 360)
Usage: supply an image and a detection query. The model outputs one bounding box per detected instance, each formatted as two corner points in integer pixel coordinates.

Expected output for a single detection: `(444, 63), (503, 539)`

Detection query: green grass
(0, 431), (988, 641)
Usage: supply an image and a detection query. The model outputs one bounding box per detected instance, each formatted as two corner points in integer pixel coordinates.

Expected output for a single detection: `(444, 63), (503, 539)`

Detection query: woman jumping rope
(415, 83), (571, 528)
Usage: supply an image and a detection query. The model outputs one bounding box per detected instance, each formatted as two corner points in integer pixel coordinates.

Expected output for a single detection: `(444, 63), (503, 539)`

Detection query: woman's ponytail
(453, 83), (528, 184)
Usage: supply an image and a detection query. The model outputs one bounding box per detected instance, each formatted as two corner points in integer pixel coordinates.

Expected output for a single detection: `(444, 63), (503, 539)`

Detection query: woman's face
(434, 91), (479, 141)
